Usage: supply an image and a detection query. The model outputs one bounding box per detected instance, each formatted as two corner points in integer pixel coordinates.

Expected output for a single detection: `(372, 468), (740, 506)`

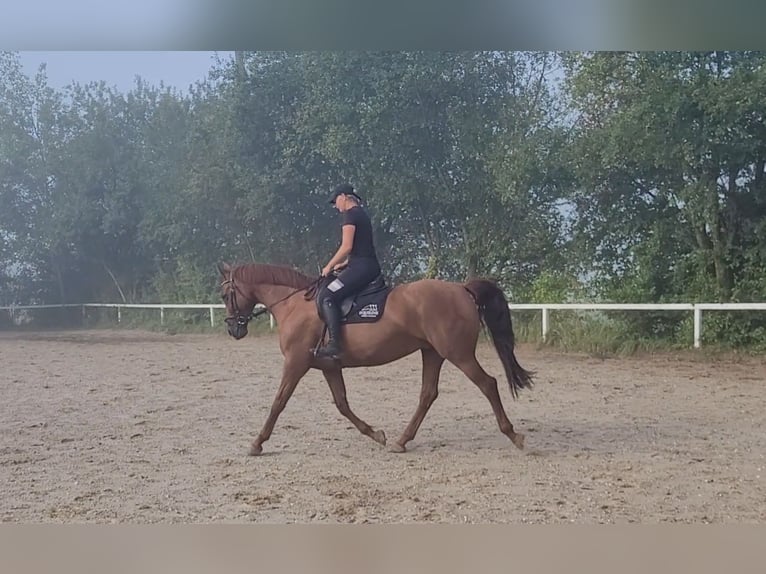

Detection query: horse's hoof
(249, 443), (263, 456)
(371, 429), (387, 446)
(511, 433), (525, 450)
(388, 442), (406, 453)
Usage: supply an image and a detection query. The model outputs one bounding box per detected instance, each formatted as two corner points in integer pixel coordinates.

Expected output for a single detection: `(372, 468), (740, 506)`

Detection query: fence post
(117, 306), (121, 323)
(209, 306), (215, 327)
(541, 307), (550, 343)
(160, 307), (164, 326)
(269, 313), (274, 329)
(694, 307), (702, 349)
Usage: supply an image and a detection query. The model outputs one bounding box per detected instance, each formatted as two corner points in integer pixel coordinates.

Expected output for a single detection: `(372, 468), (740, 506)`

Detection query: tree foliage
(2, 50), (766, 346)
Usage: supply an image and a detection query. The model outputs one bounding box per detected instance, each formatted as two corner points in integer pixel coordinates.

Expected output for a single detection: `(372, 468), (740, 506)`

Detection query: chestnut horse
(217, 261), (534, 455)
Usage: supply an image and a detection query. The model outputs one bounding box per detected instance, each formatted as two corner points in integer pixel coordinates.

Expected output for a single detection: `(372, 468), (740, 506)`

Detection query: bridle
(220, 270), (322, 334)
(220, 276), (265, 332)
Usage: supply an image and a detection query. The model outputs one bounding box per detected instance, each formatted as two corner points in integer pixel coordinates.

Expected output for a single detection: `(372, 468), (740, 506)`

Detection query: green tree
(267, 51), (570, 286)
(0, 52), (70, 303)
(565, 51), (766, 304)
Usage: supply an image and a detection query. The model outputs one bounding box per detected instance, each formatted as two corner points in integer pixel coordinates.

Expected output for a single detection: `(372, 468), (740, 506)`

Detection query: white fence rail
(3, 302), (766, 349)
(0, 303), (273, 330)
(506, 302), (766, 348)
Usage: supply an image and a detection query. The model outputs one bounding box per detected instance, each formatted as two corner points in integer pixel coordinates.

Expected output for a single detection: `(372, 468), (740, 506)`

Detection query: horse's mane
(234, 263), (316, 292)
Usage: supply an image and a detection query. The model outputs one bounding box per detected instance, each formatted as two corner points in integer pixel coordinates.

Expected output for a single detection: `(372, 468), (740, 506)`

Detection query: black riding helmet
(329, 183), (363, 205)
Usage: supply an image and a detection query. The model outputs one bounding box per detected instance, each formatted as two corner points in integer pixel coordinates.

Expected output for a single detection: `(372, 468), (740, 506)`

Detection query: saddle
(316, 273), (392, 324)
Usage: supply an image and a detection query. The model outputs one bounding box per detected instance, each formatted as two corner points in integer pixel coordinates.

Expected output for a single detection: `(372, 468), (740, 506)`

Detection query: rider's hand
(321, 264), (334, 277)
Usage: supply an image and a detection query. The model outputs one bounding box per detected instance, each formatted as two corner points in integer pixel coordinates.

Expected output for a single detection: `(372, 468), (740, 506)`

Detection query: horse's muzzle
(225, 316), (249, 339)
(229, 326), (248, 339)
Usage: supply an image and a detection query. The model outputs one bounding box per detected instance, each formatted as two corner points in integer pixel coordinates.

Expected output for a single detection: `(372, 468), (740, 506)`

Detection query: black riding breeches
(318, 258), (381, 304)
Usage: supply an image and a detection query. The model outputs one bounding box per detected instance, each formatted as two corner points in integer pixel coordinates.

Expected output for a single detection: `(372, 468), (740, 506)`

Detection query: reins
(221, 272), (323, 327)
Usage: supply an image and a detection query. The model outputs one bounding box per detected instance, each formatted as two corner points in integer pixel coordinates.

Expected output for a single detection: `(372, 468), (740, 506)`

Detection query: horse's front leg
(250, 357), (309, 456)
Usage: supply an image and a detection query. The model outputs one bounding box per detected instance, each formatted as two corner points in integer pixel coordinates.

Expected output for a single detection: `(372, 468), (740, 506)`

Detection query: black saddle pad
(317, 274), (392, 324)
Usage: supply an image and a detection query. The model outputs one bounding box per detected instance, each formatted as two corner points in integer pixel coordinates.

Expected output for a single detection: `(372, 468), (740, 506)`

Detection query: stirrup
(314, 342), (341, 360)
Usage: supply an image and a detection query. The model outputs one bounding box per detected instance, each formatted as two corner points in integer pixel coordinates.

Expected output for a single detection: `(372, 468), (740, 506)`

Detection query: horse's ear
(217, 261), (231, 277)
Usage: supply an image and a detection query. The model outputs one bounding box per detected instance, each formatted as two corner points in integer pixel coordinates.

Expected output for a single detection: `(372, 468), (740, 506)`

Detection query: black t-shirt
(342, 206), (378, 261)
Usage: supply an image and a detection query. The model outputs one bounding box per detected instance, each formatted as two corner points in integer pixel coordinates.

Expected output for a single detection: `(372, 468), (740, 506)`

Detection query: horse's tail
(464, 279), (534, 399)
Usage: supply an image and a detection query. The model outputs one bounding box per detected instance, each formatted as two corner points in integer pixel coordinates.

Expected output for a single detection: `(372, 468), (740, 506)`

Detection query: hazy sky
(18, 51), (233, 93)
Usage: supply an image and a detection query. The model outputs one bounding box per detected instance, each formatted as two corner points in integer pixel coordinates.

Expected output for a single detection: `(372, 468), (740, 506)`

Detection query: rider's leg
(314, 261), (379, 360)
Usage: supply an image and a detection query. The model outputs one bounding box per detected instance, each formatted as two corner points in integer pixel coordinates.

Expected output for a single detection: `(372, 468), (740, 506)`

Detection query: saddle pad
(315, 275), (392, 324)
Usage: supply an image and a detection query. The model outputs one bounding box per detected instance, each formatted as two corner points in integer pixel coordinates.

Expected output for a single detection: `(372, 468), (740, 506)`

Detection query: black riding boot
(315, 298), (342, 360)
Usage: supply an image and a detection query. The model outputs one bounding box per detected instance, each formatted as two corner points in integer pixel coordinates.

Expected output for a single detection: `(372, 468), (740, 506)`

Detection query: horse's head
(218, 261), (258, 340)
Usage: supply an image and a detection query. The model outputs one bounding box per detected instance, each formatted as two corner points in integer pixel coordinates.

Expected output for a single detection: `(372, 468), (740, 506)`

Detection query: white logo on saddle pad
(358, 304), (379, 318)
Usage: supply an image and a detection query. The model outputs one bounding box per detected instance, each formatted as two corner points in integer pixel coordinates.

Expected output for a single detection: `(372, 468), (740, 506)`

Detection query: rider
(314, 183), (382, 360)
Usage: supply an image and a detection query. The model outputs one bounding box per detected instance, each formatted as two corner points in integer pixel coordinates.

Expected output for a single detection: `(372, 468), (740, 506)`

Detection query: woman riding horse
(315, 183), (382, 360)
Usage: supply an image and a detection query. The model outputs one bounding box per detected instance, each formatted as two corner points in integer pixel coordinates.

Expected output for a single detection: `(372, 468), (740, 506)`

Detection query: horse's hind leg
(322, 368), (386, 447)
(390, 348), (445, 453)
(452, 355), (525, 450)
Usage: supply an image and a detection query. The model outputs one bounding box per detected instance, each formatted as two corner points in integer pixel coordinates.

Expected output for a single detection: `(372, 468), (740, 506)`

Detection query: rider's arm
(323, 223), (355, 275)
